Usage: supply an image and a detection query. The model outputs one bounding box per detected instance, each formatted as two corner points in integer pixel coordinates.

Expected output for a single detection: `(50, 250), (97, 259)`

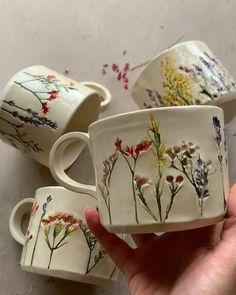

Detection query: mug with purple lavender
(132, 40), (236, 123)
(49, 105), (229, 234)
(0, 65), (111, 167)
(9, 186), (118, 285)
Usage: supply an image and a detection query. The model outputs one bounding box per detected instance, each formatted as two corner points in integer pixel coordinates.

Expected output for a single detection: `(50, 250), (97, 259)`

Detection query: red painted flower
(31, 202), (39, 216)
(49, 90), (59, 100)
(47, 75), (56, 80)
(42, 103), (49, 115)
(176, 175), (184, 184)
(134, 140), (152, 157)
(179, 65), (192, 73)
(115, 138), (122, 150)
(166, 175), (174, 183)
(124, 146), (134, 156)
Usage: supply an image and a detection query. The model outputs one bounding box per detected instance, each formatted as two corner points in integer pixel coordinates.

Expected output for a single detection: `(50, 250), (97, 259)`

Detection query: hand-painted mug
(49, 106), (229, 234)
(0, 65), (111, 167)
(132, 40), (236, 123)
(9, 186), (119, 285)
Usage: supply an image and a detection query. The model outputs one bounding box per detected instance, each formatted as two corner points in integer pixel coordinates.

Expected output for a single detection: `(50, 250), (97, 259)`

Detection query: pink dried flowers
(102, 62), (130, 90)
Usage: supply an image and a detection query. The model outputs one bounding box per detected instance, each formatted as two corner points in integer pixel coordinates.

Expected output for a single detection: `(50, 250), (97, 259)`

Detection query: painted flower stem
(30, 216), (43, 266)
(109, 265), (117, 280)
(48, 236), (56, 269)
(85, 249), (92, 274)
(120, 152), (139, 224)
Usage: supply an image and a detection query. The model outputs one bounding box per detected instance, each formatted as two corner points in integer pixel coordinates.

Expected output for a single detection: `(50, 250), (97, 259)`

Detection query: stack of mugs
(6, 40), (236, 285)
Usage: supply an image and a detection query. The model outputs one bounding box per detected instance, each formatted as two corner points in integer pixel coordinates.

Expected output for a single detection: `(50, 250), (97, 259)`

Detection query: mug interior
(61, 92), (100, 169)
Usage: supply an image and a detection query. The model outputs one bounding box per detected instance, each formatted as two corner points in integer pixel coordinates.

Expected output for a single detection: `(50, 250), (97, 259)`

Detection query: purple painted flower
(213, 116), (222, 146)
(42, 195), (52, 214)
(194, 156), (211, 200)
(192, 64), (204, 76)
(204, 52), (219, 65)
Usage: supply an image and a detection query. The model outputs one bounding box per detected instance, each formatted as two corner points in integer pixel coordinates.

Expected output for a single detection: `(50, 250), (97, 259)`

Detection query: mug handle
(49, 132), (97, 198)
(9, 198), (34, 245)
(81, 81), (111, 112)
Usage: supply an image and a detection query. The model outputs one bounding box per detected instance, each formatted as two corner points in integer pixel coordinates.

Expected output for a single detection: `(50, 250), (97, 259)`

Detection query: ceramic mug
(0, 65), (111, 167)
(9, 186), (119, 285)
(49, 106), (229, 234)
(132, 40), (236, 123)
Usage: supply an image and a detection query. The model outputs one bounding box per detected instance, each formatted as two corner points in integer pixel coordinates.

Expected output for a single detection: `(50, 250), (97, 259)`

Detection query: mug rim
(131, 40), (208, 89)
(35, 186), (96, 199)
(89, 105), (223, 130)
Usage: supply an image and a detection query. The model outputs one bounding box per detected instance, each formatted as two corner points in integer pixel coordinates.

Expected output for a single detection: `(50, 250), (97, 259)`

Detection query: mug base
(21, 264), (118, 287)
(104, 214), (225, 234)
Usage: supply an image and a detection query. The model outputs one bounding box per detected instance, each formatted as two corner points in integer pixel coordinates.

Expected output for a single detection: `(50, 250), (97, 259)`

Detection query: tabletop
(1, 1), (236, 294)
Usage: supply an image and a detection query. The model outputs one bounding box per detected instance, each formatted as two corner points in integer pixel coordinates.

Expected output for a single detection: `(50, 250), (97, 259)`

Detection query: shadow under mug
(9, 186), (118, 285)
(49, 106), (229, 234)
(131, 40), (236, 124)
(0, 65), (111, 167)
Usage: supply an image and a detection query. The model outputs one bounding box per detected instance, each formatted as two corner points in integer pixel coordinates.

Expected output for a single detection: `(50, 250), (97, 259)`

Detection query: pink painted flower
(134, 176), (151, 187)
(115, 137), (122, 150)
(47, 75), (56, 80)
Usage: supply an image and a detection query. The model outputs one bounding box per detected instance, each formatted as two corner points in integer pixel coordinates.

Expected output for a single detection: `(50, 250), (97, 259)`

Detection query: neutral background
(1, 1), (236, 294)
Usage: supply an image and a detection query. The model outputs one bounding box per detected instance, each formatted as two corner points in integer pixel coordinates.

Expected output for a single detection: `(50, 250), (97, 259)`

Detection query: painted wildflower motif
(79, 221), (108, 274)
(0, 116), (43, 153)
(213, 116), (227, 210)
(114, 137), (152, 224)
(98, 152), (118, 224)
(144, 52), (236, 108)
(42, 212), (80, 269)
(99, 116), (217, 223)
(30, 195), (52, 265)
(0, 72), (81, 154)
(166, 142), (212, 216)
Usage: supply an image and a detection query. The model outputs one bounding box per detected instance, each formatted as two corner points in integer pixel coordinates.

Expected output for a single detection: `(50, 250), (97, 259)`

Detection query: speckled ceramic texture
(9, 186), (119, 286)
(0, 65), (101, 167)
(49, 106), (229, 234)
(132, 40), (236, 123)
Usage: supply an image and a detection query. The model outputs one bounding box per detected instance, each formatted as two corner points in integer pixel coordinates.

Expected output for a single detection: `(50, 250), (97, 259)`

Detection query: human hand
(85, 185), (236, 295)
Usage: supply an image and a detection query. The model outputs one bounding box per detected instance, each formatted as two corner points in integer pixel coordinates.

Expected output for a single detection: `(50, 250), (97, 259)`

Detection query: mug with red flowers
(9, 186), (119, 285)
(49, 105), (229, 234)
(0, 65), (111, 167)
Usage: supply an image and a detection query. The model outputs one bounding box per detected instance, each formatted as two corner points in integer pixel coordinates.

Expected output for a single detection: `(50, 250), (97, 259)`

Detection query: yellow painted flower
(149, 115), (160, 133)
(161, 57), (193, 106)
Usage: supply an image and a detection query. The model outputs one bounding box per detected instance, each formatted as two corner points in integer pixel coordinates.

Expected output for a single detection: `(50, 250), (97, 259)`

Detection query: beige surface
(1, 1), (236, 294)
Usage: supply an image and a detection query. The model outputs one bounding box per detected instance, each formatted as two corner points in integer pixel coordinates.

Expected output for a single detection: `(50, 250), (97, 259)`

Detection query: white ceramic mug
(132, 40), (236, 123)
(0, 65), (111, 167)
(49, 106), (229, 234)
(9, 186), (119, 285)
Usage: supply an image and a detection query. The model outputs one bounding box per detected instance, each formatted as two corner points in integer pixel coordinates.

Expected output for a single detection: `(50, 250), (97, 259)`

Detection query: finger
(227, 183), (236, 217)
(85, 208), (133, 272)
(131, 233), (159, 247)
(216, 184), (236, 258)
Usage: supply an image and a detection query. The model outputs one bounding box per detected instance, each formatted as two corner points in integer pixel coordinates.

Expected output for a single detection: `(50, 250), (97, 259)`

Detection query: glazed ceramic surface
(9, 186), (118, 286)
(132, 40), (236, 123)
(49, 106), (229, 234)
(0, 65), (112, 167)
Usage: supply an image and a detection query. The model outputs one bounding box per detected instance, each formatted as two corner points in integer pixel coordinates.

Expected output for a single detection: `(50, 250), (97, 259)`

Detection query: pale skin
(85, 184), (236, 295)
